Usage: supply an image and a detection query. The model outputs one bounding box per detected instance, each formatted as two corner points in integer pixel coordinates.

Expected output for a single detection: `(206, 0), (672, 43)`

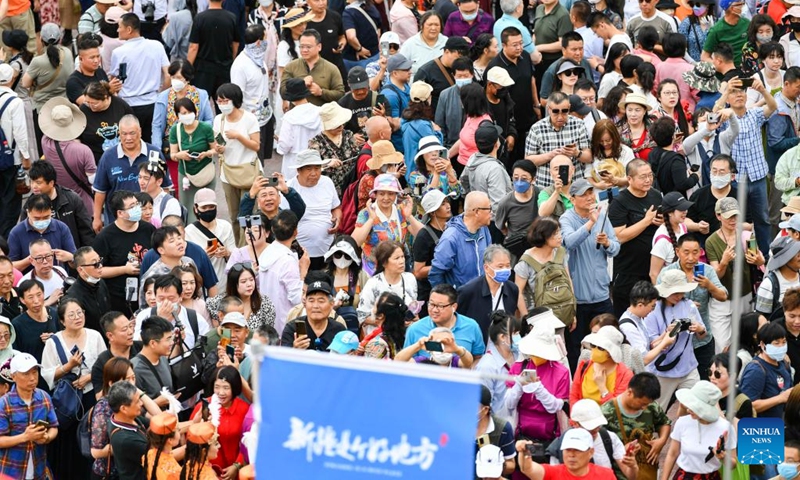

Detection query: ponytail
(45, 42), (60, 69)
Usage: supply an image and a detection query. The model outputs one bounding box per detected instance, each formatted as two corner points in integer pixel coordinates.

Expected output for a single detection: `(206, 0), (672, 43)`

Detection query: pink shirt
(655, 57), (696, 111)
(508, 359), (570, 441)
(458, 114), (492, 165)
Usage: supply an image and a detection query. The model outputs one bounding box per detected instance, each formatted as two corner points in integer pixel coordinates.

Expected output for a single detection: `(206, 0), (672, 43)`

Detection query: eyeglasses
(80, 257), (104, 269)
(635, 173), (655, 180)
(32, 254), (54, 264)
(0, 333), (10, 341)
(708, 369), (722, 379)
(474, 207), (492, 212)
(661, 91), (680, 97)
(550, 108), (570, 115)
(66, 311), (85, 320)
(561, 69), (581, 77)
(231, 262), (254, 272)
(428, 302), (455, 311)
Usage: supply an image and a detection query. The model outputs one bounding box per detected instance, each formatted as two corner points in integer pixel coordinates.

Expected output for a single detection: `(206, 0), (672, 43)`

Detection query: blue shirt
(93, 140), (172, 222)
(7, 218), (77, 265)
(493, 15), (534, 54)
(729, 108), (770, 182)
(403, 313), (486, 357)
(644, 299), (701, 378)
(380, 82), (410, 153)
(141, 241), (218, 295)
(0, 386), (59, 480)
(740, 356), (792, 418)
(109, 37), (170, 107)
(559, 208), (620, 304)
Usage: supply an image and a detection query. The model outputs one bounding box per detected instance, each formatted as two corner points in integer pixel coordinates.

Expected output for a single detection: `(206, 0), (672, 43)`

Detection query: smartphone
(35, 420), (50, 429)
(748, 237), (758, 254)
(739, 78), (754, 88)
(693, 264), (704, 278)
(376, 94), (387, 107)
(565, 143), (576, 149)
(267, 176), (279, 187)
(690, 164), (700, 173)
(219, 328), (231, 348)
(477, 434), (490, 448)
(226, 344), (235, 362)
(188, 152), (201, 159)
(598, 187), (619, 202)
(526, 443), (545, 457)
(424, 341), (444, 352)
(597, 169), (610, 177)
(295, 320), (307, 337)
(380, 41), (390, 57)
(656, 205), (664, 217)
(626, 440), (638, 456)
(207, 238), (219, 250)
(215, 132), (227, 146)
(70, 345), (79, 356)
(118, 62), (127, 82)
(558, 164), (570, 185)
(125, 277), (138, 303)
(522, 368), (538, 382)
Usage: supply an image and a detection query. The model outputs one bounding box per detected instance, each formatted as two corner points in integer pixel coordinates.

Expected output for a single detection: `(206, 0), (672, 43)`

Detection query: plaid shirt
(0, 386), (58, 480)
(524, 116), (590, 188)
(729, 108), (770, 182)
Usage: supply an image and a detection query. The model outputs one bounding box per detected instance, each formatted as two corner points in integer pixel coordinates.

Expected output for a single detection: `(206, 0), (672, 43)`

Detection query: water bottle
(182, 177), (190, 191)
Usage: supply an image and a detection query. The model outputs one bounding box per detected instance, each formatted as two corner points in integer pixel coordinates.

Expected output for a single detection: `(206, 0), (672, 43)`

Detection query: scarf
(245, 41), (267, 71)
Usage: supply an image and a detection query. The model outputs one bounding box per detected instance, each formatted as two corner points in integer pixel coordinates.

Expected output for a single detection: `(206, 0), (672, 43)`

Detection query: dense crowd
(3, 0), (800, 477)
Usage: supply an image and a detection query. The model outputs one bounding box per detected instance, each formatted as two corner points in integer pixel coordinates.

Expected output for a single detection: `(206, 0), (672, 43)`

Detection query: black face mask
(495, 87), (509, 97)
(196, 208), (217, 222)
(792, 21), (800, 32)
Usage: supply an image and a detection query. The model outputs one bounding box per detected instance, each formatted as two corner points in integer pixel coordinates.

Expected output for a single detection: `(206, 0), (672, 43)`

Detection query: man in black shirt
(66, 246), (112, 334)
(414, 36), (469, 113)
(688, 154), (736, 246)
(0, 257), (23, 320)
(281, 281), (345, 350)
(188, 0), (239, 98)
(91, 311), (140, 395)
(306, 0), (348, 85)
(337, 66), (389, 140)
(413, 190), (453, 317)
(608, 159), (663, 318)
(66, 34), (119, 106)
(108, 381), (148, 480)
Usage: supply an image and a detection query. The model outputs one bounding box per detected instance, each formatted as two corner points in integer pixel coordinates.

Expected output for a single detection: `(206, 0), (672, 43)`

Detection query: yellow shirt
(581, 364), (617, 403)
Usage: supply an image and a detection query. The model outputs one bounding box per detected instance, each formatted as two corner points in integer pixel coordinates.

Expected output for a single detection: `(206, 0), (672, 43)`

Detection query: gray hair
(548, 91), (570, 108)
(107, 381), (137, 413)
(500, 0), (521, 14)
(28, 238), (52, 251)
(430, 326), (454, 337)
(483, 244), (510, 265)
(119, 114), (140, 129)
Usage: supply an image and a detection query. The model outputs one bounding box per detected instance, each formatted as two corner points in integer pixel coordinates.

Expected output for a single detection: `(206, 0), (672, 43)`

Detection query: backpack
(77, 405), (95, 458)
(51, 335), (84, 430)
(766, 270), (784, 321)
(158, 193), (188, 224)
(0, 93), (18, 171)
(521, 248), (576, 328)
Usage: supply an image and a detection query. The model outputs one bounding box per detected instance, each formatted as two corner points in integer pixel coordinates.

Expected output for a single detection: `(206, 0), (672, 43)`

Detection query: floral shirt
(354, 205), (411, 275)
(205, 294), (276, 330)
(740, 40), (762, 77)
(679, 17), (713, 62)
(618, 119), (657, 160)
(308, 130), (360, 196)
(91, 398), (115, 477)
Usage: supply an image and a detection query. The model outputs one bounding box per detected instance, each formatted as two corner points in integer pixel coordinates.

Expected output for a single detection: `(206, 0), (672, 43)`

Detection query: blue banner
(255, 348), (482, 479)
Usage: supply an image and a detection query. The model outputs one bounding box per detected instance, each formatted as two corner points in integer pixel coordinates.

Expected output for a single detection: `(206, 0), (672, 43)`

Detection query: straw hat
(619, 92), (650, 110)
(319, 102), (352, 131)
(366, 140), (404, 170)
(282, 8), (314, 28)
(782, 196), (800, 214)
(39, 97), (87, 142)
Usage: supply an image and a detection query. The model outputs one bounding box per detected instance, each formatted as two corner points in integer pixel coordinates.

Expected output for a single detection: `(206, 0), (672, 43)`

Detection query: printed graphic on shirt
(96, 121), (120, 152)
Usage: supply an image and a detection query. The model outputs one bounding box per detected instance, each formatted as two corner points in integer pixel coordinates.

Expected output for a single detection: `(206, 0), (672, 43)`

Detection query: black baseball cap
(306, 281), (333, 296)
(475, 120), (503, 151)
(347, 66), (369, 90)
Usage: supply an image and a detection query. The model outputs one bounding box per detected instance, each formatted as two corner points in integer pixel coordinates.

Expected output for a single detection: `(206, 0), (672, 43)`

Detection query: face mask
(510, 341), (520, 357)
(495, 87), (508, 97)
(259, 0), (273, 6)
(591, 347), (610, 363)
(512, 333), (521, 345)
(196, 208), (217, 223)
(588, 0), (601, 4)
(778, 463), (800, 480)
(462, 11), (478, 21)
(792, 22), (800, 32)
(757, 33), (773, 43)
(489, 266), (511, 283)
(333, 257), (353, 269)
(219, 103), (234, 115)
(431, 352), (453, 365)
(710, 174), (731, 189)
(513, 180), (532, 193)
(692, 5), (706, 15)
(766, 343), (788, 361)
(531, 356), (548, 366)
(84, 274), (102, 285)
(178, 113), (196, 125)
(127, 205), (142, 222)
(32, 219), (51, 231)
(171, 79), (186, 92)
(455, 78), (472, 88)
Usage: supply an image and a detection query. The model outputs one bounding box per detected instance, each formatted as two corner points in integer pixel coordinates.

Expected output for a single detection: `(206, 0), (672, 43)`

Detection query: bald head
(550, 155), (573, 185)
(464, 191), (490, 212)
(365, 116), (391, 143)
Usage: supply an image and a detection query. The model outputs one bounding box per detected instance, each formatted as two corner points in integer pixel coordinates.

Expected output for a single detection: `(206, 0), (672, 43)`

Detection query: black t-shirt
(414, 58), (453, 113)
(108, 417), (149, 480)
(11, 309), (59, 362)
(688, 186), (737, 245)
(66, 68), (109, 104)
(488, 95), (517, 140)
(91, 345), (141, 395)
(307, 10), (346, 71)
(93, 222), (156, 298)
(80, 96), (135, 162)
(487, 52), (535, 135)
(608, 188), (663, 286)
(189, 9), (239, 67)
(337, 92), (389, 135)
(281, 317), (345, 350)
(412, 224), (443, 302)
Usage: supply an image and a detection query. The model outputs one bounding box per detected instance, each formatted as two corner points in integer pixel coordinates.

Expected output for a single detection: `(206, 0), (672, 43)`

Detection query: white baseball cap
(475, 444), (504, 478)
(10, 353), (41, 374)
(486, 66), (515, 87)
(571, 399), (608, 431)
(560, 428), (594, 452)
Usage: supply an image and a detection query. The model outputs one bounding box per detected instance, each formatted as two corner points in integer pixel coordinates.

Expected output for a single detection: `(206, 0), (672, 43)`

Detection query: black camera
(290, 240), (305, 259)
(238, 215), (262, 229)
(669, 318), (693, 338)
(143, 2), (155, 22)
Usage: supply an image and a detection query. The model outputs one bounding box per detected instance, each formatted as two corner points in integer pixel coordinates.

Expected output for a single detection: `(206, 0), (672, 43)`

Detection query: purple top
(508, 360), (570, 441)
(413, 355), (461, 368)
(442, 10), (494, 42)
(41, 136), (97, 214)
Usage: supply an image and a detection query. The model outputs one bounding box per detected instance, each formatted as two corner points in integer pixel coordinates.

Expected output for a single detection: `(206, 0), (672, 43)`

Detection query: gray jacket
(460, 152), (512, 213)
(434, 85), (464, 148)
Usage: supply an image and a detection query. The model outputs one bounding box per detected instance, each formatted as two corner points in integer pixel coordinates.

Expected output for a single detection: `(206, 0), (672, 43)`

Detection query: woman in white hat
(309, 102), (359, 196)
(662, 381), (737, 480)
(570, 325), (634, 407)
(351, 173), (423, 275)
(506, 323), (571, 448)
(617, 92), (656, 161)
(323, 235), (369, 319)
(409, 135), (462, 197)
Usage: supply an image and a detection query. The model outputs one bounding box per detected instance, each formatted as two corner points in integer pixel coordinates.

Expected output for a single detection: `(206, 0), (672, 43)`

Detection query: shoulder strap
(32, 49), (64, 93)
(191, 221), (221, 243)
(53, 334), (69, 366)
(158, 193), (178, 219)
(521, 253), (544, 273)
(186, 308), (199, 340)
(612, 399), (630, 443)
(434, 58), (455, 86)
(619, 318), (637, 328)
(54, 141), (93, 195)
(423, 224), (440, 245)
(598, 428), (615, 464)
(553, 247), (566, 263)
(351, 5), (379, 34)
(138, 352), (165, 390)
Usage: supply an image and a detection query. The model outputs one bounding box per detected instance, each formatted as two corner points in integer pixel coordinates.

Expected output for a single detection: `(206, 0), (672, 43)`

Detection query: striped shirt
(0, 387), (59, 480)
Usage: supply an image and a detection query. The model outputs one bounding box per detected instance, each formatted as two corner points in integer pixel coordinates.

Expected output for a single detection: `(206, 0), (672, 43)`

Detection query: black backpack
(0, 93), (18, 171)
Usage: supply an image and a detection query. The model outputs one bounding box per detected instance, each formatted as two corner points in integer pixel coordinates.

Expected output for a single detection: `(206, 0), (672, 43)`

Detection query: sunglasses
(80, 257), (104, 269)
(231, 262), (254, 272)
(561, 69), (582, 77)
(708, 369), (722, 379)
(550, 108), (570, 114)
(333, 251), (347, 259)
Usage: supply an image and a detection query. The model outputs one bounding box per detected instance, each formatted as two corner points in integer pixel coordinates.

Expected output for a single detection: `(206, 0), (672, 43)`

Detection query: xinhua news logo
(738, 418), (784, 465)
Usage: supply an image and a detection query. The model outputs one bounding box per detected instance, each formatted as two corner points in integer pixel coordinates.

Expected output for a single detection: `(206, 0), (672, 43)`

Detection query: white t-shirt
(20, 266), (67, 299)
(598, 71), (623, 99)
(608, 34), (634, 58)
(213, 110), (261, 180)
(651, 223), (688, 264)
(185, 220), (237, 291)
(134, 304), (210, 349)
(152, 191), (182, 227)
(284, 176), (341, 257)
(671, 415), (736, 474)
(230, 53), (270, 126)
(757, 269), (800, 309)
(277, 41), (301, 69)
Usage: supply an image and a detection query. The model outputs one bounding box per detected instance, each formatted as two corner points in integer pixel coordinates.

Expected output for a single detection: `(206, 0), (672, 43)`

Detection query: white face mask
(219, 103), (234, 115)
(333, 257), (353, 269)
(259, 0), (273, 6)
(84, 275), (101, 285)
(171, 78), (186, 92)
(431, 352), (453, 365)
(710, 174), (731, 189)
(179, 113), (196, 125)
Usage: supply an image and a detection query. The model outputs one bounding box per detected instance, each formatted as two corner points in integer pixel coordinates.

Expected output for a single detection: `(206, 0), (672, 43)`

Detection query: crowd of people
(3, 0), (800, 477)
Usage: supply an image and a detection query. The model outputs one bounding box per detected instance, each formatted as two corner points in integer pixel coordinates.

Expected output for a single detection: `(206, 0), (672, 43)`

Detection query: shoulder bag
(31, 49), (63, 96)
(178, 124), (215, 188)
(54, 140), (93, 196)
(219, 116), (260, 190)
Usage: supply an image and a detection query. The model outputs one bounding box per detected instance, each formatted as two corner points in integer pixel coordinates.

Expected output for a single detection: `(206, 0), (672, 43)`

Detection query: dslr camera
(238, 215), (262, 229)
(142, 1), (155, 22)
(669, 318), (693, 338)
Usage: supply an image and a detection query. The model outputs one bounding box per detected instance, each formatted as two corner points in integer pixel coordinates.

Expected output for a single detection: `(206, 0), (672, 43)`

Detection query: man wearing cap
(259, 210), (309, 334)
(435, 57), (476, 149)
(414, 37), (469, 112)
(0, 353), (59, 480)
(413, 189), (455, 314)
(462, 120), (513, 228)
(78, 0), (118, 34)
(644, 269), (708, 409)
(443, 0), (495, 43)
(281, 280), (346, 350)
(494, 0), (534, 55)
(756, 236), (800, 316)
(688, 154), (738, 245)
(278, 78), (323, 180)
(430, 191), (493, 288)
(517, 428), (617, 480)
(0, 63), (30, 240)
(201, 311), (250, 383)
(560, 179), (619, 365)
(379, 54), (413, 153)
(475, 385), (516, 478)
(185, 188), (235, 291)
(280, 29), (345, 107)
(701, 0), (749, 66)
(337, 66), (389, 143)
(231, 24), (273, 161)
(547, 399), (638, 480)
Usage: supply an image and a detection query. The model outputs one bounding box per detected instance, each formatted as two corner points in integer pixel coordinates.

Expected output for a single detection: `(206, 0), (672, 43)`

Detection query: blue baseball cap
(328, 331), (359, 354)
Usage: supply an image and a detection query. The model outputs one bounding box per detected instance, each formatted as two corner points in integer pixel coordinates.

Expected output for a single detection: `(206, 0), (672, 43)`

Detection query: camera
(142, 1), (155, 22)
(238, 215), (262, 229)
(147, 151), (162, 173)
(290, 240), (305, 259)
(669, 318), (693, 337)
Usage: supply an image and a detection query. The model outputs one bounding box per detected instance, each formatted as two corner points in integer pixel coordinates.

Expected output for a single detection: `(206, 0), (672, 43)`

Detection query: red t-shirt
(541, 463), (617, 480)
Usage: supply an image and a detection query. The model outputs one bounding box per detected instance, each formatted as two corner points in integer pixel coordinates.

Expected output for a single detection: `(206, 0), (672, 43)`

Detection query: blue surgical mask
(513, 180), (532, 193)
(765, 343), (788, 362)
(127, 205), (142, 222)
(511, 333), (521, 356)
(490, 266), (511, 283)
(455, 77), (472, 88)
(778, 463), (800, 480)
(32, 219), (51, 231)
(692, 5), (707, 15)
(462, 11), (477, 21)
